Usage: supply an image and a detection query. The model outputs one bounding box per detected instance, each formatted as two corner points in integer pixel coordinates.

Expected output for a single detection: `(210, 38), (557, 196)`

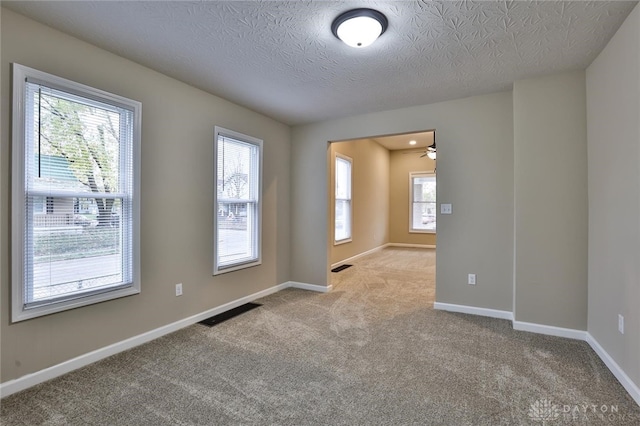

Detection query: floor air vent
(198, 303), (262, 327)
(331, 264), (353, 273)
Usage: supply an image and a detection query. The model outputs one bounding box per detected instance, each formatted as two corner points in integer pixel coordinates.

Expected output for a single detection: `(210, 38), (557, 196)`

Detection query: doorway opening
(328, 130), (437, 305)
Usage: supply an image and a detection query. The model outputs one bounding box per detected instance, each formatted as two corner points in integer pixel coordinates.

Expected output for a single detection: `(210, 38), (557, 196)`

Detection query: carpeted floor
(2, 247), (639, 425)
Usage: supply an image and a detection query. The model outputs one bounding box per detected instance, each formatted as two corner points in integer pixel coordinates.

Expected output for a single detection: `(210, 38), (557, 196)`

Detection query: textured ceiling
(4, 1), (637, 125)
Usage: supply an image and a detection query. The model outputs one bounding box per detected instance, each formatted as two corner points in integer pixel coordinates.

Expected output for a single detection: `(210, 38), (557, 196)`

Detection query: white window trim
(213, 126), (263, 275)
(11, 64), (141, 323)
(409, 171), (436, 234)
(334, 153), (353, 245)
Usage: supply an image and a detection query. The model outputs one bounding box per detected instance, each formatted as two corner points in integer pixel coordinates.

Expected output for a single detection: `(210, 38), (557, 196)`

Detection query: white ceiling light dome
(332, 9), (388, 48)
(426, 141), (437, 160)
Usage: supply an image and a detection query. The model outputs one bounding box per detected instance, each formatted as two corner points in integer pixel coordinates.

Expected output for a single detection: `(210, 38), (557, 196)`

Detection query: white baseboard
(431, 302), (640, 406)
(0, 282), (295, 398)
(586, 333), (640, 407)
(434, 302), (514, 320)
(330, 244), (388, 268)
(512, 320), (587, 340)
(287, 281), (333, 293)
(4, 285), (638, 409)
(387, 243), (436, 249)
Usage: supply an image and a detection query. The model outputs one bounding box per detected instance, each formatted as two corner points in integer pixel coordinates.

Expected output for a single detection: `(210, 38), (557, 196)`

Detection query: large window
(335, 154), (352, 244)
(410, 172), (436, 232)
(213, 127), (262, 275)
(12, 64), (141, 322)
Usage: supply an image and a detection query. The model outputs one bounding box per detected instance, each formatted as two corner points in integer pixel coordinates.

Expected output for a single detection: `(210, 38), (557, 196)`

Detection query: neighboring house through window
(11, 64), (141, 322)
(213, 127), (262, 275)
(335, 153), (352, 244)
(410, 172), (436, 232)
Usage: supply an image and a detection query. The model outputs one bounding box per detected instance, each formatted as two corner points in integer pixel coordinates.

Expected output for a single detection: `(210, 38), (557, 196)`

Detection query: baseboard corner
(511, 320), (587, 341)
(433, 302), (514, 320)
(287, 281), (332, 293)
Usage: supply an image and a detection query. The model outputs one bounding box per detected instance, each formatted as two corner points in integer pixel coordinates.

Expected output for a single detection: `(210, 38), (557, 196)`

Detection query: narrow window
(12, 64), (141, 322)
(410, 172), (436, 233)
(335, 154), (352, 244)
(213, 127), (262, 275)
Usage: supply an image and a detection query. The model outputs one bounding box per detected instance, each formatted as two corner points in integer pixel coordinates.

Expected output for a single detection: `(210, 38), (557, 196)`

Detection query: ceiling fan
(402, 130), (436, 160)
(402, 140), (436, 159)
(420, 141), (436, 159)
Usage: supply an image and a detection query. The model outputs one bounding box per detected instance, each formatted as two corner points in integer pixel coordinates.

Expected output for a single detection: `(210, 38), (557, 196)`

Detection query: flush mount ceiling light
(331, 8), (388, 48)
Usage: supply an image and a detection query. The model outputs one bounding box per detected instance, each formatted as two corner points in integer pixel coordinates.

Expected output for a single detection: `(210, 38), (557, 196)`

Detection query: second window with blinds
(410, 172), (436, 233)
(334, 153), (352, 244)
(213, 127), (262, 275)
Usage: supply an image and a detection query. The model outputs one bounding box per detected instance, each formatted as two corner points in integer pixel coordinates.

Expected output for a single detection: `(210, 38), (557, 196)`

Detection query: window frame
(409, 172), (436, 234)
(11, 63), (141, 322)
(334, 153), (353, 245)
(213, 126), (263, 275)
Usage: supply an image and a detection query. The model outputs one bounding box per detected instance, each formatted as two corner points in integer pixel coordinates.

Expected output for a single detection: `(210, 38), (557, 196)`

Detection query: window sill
(334, 238), (352, 246)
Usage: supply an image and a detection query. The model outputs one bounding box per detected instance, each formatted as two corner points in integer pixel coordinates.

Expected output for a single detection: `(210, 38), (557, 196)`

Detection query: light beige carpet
(2, 247), (639, 425)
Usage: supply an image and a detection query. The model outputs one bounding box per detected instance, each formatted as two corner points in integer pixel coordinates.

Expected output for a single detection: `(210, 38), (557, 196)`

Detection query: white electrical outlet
(618, 314), (624, 334)
(468, 274), (476, 285)
(175, 283), (183, 297)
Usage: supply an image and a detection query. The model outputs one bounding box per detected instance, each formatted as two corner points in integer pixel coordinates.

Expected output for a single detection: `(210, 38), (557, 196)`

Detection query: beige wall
(513, 71), (588, 330)
(1, 9), (291, 382)
(389, 149), (437, 246)
(292, 91), (514, 311)
(329, 139), (389, 265)
(586, 4), (640, 388)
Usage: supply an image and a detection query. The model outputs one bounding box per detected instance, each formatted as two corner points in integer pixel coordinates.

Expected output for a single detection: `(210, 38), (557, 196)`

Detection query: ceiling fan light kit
(426, 142), (437, 160)
(418, 141), (437, 159)
(332, 8), (388, 48)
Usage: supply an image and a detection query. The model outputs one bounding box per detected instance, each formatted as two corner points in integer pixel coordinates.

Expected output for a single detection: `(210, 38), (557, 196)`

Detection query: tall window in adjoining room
(213, 127), (262, 275)
(335, 154), (352, 244)
(410, 172), (436, 232)
(11, 64), (141, 322)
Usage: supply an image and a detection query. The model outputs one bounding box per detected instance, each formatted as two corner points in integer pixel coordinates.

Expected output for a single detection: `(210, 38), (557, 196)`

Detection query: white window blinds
(335, 154), (352, 243)
(214, 128), (262, 274)
(410, 173), (436, 232)
(12, 64), (141, 321)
